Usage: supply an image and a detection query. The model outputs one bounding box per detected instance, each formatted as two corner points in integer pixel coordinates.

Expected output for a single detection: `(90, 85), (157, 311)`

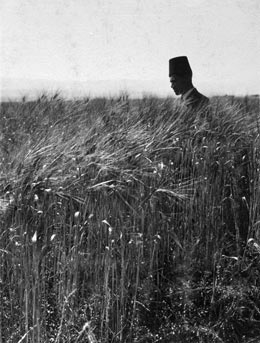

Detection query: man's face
(170, 75), (187, 95)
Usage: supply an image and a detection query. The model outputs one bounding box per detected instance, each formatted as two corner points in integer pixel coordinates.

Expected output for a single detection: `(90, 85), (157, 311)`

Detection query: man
(169, 56), (209, 111)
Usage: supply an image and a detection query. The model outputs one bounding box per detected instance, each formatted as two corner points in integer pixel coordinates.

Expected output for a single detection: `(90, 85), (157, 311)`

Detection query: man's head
(169, 56), (193, 95)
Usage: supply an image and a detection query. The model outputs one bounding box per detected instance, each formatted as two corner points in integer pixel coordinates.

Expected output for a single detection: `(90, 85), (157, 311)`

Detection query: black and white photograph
(1, 1), (260, 342)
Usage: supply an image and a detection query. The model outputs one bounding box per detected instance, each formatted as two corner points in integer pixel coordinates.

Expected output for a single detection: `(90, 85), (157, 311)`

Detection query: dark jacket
(181, 88), (209, 111)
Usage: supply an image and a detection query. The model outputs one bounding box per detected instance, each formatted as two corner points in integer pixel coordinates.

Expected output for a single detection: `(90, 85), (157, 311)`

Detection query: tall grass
(0, 94), (260, 342)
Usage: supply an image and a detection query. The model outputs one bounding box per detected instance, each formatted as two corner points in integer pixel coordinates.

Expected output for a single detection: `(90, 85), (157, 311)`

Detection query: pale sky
(1, 0), (260, 98)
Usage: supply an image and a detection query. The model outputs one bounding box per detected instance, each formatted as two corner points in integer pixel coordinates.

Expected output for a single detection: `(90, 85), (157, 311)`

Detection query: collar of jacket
(181, 87), (195, 101)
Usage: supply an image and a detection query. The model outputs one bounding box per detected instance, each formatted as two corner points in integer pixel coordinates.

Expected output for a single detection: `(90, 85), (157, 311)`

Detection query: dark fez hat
(169, 56), (192, 77)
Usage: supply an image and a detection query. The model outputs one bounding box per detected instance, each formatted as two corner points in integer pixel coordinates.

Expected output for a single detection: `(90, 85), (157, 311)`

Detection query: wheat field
(0, 94), (260, 342)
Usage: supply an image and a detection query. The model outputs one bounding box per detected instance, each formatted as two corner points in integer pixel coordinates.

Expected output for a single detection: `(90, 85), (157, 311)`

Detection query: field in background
(0, 94), (260, 343)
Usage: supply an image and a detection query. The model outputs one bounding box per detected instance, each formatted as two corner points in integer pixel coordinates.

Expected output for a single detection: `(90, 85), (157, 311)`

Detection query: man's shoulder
(186, 88), (209, 108)
(190, 88), (209, 102)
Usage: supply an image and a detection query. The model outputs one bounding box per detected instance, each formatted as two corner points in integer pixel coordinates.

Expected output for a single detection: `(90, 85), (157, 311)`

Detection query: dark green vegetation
(0, 94), (260, 342)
